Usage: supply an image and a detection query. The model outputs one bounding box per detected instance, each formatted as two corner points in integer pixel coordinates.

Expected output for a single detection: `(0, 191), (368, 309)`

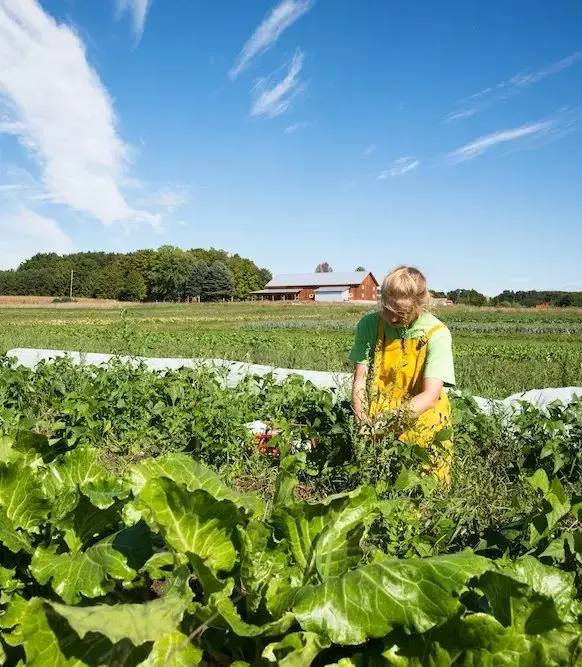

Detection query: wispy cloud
(115, 0), (150, 43)
(448, 121), (555, 162)
(137, 184), (192, 214)
(0, 206), (74, 270)
(363, 144), (377, 156)
(445, 50), (582, 122)
(251, 50), (305, 118)
(230, 0), (313, 79)
(284, 121), (309, 134)
(0, 0), (156, 225)
(378, 157), (420, 179)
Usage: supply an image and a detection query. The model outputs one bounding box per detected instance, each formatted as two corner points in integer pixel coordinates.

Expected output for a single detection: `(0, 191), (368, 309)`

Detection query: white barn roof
(267, 271), (375, 288)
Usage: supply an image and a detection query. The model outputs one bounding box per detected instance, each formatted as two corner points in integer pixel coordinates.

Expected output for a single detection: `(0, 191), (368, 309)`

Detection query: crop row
(0, 358), (581, 664)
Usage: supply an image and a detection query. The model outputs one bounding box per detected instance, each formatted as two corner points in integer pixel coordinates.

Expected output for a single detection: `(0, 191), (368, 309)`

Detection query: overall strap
(425, 323), (445, 340)
(375, 312), (384, 343)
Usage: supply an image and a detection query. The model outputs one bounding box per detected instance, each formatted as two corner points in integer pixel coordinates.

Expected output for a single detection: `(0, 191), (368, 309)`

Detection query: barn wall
(349, 274), (378, 301)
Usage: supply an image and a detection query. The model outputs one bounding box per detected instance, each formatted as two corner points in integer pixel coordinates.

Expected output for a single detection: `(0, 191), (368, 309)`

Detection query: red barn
(253, 271), (379, 302)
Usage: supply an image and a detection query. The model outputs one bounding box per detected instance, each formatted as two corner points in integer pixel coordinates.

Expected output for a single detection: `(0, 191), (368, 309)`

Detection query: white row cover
(6, 348), (582, 414)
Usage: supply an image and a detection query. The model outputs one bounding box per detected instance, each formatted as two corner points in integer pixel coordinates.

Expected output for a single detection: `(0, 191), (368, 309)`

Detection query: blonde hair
(381, 266), (430, 326)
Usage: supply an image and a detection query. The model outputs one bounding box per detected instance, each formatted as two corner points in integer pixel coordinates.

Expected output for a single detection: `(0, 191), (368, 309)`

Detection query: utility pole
(69, 269), (74, 300)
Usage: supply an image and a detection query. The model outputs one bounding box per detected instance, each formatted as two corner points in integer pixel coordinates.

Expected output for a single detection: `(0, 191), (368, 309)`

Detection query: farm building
(253, 271), (379, 302)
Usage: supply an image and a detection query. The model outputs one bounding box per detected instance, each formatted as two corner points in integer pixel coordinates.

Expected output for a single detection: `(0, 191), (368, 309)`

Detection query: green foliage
(447, 288), (489, 306)
(202, 261), (236, 301)
(0, 358), (581, 664)
(0, 247), (269, 303)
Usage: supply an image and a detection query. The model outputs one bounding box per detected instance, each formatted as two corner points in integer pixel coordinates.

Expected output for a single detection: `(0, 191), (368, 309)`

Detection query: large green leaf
(50, 448), (128, 510)
(0, 463), (49, 532)
(47, 566), (192, 647)
(478, 556), (580, 633)
(0, 508), (33, 554)
(56, 496), (123, 552)
(137, 632), (202, 666)
(0, 566), (23, 598)
(190, 583), (296, 638)
(238, 520), (291, 614)
(383, 613), (582, 667)
(129, 453), (262, 515)
(293, 551), (490, 644)
(262, 632), (330, 666)
(273, 486), (378, 582)
(5, 598), (148, 667)
(31, 532), (137, 604)
(137, 478), (240, 573)
(82, 478), (131, 511)
(54, 447), (103, 488)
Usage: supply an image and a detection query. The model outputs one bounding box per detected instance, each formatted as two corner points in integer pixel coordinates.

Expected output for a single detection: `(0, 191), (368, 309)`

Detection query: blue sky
(0, 0), (581, 294)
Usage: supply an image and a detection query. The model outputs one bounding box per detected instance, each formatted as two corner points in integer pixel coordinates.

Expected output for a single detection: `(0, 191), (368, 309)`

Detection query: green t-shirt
(349, 311), (456, 386)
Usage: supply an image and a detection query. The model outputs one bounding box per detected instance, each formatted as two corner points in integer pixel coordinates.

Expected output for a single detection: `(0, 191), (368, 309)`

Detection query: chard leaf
(238, 520), (291, 614)
(0, 566), (23, 597)
(262, 632), (330, 666)
(273, 486), (378, 581)
(190, 585), (296, 638)
(54, 447), (104, 489)
(137, 632), (202, 666)
(31, 532), (137, 604)
(51, 448), (127, 509)
(0, 463), (49, 532)
(129, 453), (262, 515)
(81, 478), (130, 510)
(137, 478), (239, 573)
(56, 496), (122, 551)
(47, 566), (192, 647)
(383, 613), (582, 667)
(6, 598), (148, 667)
(293, 551), (490, 644)
(478, 556), (580, 632)
(0, 508), (33, 554)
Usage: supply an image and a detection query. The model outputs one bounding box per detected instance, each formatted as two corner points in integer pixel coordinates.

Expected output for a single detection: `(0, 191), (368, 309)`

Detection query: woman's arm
(409, 377), (443, 415)
(352, 363), (368, 422)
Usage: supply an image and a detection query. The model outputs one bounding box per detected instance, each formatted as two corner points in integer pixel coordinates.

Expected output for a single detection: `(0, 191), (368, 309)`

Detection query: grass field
(1, 301), (581, 397)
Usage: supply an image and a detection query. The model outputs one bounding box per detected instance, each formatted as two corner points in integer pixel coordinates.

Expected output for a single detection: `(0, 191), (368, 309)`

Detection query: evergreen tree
(202, 261), (235, 301)
(186, 262), (209, 300)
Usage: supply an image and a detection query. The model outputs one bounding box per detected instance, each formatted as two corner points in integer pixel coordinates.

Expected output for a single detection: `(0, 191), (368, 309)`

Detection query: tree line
(430, 289), (582, 307)
(0, 246), (272, 302)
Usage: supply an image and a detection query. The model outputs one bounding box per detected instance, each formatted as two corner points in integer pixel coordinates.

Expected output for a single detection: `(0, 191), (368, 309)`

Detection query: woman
(350, 266), (455, 481)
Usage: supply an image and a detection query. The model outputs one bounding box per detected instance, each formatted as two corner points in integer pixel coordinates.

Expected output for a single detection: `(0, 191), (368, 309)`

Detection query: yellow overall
(368, 316), (453, 483)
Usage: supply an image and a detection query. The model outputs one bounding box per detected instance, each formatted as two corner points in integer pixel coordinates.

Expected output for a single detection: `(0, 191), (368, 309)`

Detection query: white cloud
(378, 156), (420, 179)
(445, 50), (582, 122)
(448, 121), (555, 162)
(0, 206), (74, 269)
(116, 0), (150, 43)
(251, 50), (305, 118)
(0, 0), (156, 225)
(363, 144), (376, 156)
(284, 121), (309, 133)
(230, 0), (313, 79)
(138, 184), (192, 214)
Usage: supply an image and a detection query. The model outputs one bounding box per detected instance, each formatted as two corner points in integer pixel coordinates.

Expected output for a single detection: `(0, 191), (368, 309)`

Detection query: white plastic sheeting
(5, 348), (349, 391)
(5, 348), (582, 413)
